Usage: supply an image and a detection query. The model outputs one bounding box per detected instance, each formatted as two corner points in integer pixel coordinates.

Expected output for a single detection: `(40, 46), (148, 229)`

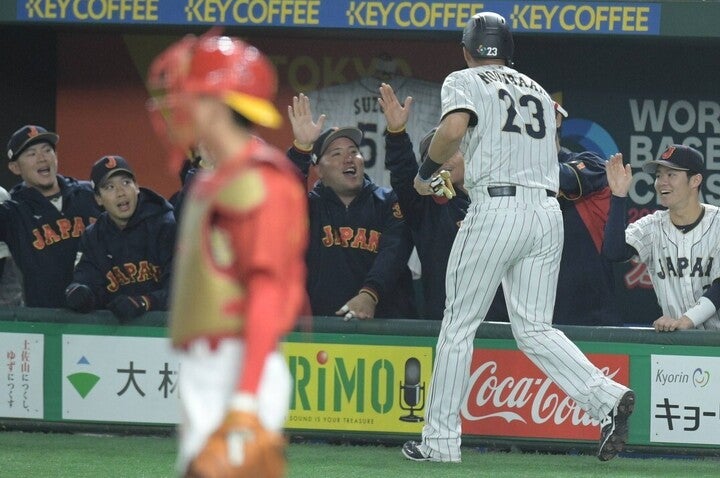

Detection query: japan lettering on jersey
(440, 64), (558, 192)
(307, 76), (441, 188)
(626, 205), (720, 330)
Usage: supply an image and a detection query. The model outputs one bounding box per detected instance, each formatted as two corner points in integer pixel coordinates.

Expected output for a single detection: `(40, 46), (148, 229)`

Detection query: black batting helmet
(461, 12), (514, 66)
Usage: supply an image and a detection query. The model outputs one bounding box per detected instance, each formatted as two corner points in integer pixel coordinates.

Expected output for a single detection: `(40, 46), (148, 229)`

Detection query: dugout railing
(1, 307), (719, 457)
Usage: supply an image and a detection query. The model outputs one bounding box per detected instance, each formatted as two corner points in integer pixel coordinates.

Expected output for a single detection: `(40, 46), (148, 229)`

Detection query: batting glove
(430, 170), (456, 199)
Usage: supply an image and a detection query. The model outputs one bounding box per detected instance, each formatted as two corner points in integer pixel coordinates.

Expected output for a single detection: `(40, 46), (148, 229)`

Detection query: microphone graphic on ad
(399, 357), (425, 422)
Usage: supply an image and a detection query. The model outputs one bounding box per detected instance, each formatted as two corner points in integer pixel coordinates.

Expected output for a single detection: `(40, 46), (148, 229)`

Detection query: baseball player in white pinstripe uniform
(604, 145), (720, 332)
(402, 12), (634, 463)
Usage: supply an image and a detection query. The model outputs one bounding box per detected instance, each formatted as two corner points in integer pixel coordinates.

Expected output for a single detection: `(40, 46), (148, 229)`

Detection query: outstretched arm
(286, 93), (326, 177)
(379, 83), (425, 226)
(602, 154), (638, 262)
(558, 150), (608, 199)
(415, 111), (468, 195)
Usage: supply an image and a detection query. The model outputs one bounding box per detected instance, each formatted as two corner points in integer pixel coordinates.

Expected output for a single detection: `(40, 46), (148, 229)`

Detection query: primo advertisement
(284, 342), (432, 433)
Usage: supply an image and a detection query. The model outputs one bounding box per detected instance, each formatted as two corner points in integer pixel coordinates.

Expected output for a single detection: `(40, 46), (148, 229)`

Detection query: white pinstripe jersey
(307, 76), (441, 187)
(627, 205), (720, 330)
(440, 65), (558, 193)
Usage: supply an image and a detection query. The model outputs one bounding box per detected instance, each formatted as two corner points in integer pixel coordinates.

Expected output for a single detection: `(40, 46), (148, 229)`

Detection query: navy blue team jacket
(72, 188), (176, 310)
(385, 131), (470, 320)
(0, 175), (100, 307)
(287, 147), (416, 319)
(555, 149), (621, 326)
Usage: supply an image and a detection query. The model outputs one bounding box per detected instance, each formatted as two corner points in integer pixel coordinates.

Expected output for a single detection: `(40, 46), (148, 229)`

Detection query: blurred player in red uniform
(147, 32), (308, 477)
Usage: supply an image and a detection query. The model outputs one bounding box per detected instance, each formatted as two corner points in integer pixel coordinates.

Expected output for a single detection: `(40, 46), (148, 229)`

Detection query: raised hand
(606, 153), (633, 197)
(378, 82), (413, 133)
(287, 93), (326, 148)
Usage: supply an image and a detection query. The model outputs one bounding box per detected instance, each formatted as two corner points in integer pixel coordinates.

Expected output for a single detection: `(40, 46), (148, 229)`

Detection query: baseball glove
(430, 170), (456, 199)
(185, 411), (286, 478)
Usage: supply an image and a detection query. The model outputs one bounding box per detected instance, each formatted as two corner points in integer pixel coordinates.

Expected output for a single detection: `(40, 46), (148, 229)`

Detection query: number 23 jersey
(441, 64), (558, 193)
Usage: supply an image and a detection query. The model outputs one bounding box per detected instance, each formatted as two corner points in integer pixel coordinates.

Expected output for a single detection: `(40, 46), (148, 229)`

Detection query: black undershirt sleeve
(703, 279), (720, 309)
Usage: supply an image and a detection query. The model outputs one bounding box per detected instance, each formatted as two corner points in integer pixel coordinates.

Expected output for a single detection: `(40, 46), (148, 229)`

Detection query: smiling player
(287, 96), (417, 320)
(603, 144), (720, 332)
(1, 125), (100, 307)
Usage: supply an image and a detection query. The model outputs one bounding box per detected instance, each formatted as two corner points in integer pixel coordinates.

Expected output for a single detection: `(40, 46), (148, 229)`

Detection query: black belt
(487, 186), (555, 197)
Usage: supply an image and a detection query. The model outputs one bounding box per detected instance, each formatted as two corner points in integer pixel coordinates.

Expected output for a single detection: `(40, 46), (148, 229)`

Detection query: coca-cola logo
(462, 360), (622, 428)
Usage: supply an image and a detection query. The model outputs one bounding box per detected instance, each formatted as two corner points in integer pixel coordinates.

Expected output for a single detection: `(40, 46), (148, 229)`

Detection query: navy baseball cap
(7, 125), (59, 161)
(311, 127), (363, 164)
(642, 144), (705, 176)
(91, 155), (135, 191)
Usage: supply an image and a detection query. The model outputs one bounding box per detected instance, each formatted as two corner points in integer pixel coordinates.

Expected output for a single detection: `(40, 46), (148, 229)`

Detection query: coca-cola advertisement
(462, 349), (629, 440)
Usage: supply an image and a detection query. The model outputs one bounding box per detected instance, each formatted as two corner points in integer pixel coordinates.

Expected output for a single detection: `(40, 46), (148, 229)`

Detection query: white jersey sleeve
(626, 206), (720, 330)
(441, 65), (558, 192)
(440, 71), (477, 118)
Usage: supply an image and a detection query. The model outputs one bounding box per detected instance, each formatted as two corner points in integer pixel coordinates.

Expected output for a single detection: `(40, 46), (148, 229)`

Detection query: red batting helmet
(146, 31), (282, 169)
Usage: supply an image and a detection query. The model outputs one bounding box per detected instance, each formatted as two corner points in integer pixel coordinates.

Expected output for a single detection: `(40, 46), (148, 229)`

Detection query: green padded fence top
(1, 306), (719, 347)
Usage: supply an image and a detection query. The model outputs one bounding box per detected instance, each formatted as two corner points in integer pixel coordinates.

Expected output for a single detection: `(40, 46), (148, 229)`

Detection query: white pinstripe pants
(420, 187), (629, 462)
